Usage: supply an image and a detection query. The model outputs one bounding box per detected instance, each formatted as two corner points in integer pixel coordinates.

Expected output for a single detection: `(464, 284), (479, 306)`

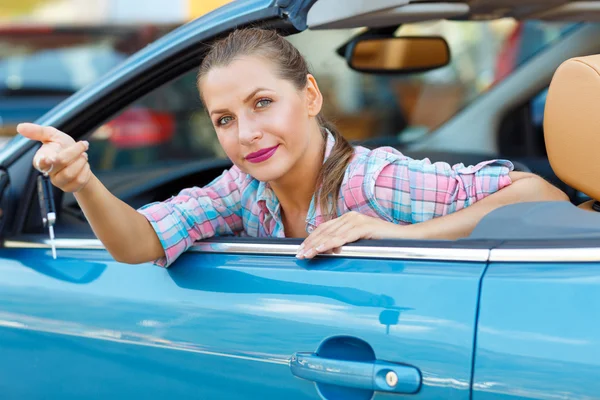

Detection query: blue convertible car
(2, 0), (600, 399)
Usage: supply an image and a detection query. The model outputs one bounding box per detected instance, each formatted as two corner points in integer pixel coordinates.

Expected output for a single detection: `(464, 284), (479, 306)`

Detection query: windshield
(289, 19), (579, 143)
(3, 18), (579, 171)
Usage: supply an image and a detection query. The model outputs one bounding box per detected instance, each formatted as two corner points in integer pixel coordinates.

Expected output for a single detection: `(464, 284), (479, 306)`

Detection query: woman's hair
(197, 27), (354, 220)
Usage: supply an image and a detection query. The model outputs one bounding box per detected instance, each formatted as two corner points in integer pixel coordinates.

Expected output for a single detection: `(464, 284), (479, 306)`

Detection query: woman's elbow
(508, 172), (569, 202)
(107, 247), (157, 265)
(108, 249), (140, 264)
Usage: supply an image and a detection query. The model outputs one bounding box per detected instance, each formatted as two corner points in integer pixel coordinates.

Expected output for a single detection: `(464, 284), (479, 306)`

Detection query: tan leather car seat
(544, 55), (600, 211)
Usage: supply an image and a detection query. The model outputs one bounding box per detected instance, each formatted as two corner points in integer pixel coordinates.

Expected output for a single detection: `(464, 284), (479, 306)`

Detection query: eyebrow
(209, 87), (271, 116)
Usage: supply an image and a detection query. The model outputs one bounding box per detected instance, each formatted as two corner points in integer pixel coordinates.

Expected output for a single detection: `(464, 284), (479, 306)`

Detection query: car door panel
(0, 245), (486, 399)
(473, 260), (600, 399)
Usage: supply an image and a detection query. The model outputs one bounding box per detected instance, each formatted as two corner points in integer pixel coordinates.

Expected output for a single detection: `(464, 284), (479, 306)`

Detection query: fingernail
(46, 156), (55, 164)
(296, 252), (304, 259)
(316, 244), (325, 251)
(298, 243), (305, 252)
(83, 140), (89, 149)
(82, 152), (88, 160)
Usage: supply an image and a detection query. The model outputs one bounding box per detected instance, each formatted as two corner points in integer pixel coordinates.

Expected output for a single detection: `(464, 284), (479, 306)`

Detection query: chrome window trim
(5, 238), (105, 250)
(488, 248), (600, 263)
(6, 237), (600, 263)
(4, 237), (489, 262)
(190, 241), (490, 262)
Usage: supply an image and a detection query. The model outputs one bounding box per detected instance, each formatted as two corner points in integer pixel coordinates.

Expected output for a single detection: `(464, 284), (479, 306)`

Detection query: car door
(473, 240), (600, 400)
(0, 234), (492, 399)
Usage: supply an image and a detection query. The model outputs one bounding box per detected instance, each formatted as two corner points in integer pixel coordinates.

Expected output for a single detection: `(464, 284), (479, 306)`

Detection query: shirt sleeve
(137, 166), (246, 267)
(345, 147), (514, 225)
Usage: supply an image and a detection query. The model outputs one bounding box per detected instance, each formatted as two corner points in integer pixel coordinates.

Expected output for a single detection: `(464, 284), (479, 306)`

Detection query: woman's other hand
(297, 211), (399, 259)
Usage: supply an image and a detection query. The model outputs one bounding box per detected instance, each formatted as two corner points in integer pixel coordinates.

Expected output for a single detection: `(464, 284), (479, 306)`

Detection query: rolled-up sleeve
(137, 166), (246, 267)
(345, 147), (514, 224)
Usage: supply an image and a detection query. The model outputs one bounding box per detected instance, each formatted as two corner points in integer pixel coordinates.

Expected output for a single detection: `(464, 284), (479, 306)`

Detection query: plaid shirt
(138, 133), (513, 267)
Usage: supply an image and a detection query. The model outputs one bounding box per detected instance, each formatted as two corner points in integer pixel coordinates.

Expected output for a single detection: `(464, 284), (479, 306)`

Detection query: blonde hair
(197, 28), (354, 219)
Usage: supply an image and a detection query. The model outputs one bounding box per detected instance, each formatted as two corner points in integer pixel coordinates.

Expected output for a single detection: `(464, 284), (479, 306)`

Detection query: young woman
(18, 28), (568, 267)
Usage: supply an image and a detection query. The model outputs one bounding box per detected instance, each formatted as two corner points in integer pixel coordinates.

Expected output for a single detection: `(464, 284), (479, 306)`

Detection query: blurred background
(0, 0), (574, 173)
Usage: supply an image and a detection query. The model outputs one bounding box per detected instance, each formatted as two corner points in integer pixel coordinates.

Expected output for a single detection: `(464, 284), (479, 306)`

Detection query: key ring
(35, 157), (53, 175)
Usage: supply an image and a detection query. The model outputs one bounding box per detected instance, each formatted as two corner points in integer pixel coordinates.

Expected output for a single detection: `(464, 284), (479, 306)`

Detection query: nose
(237, 116), (263, 145)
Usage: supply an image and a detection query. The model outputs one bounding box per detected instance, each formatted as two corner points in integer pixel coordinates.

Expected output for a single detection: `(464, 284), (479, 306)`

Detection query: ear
(305, 74), (323, 117)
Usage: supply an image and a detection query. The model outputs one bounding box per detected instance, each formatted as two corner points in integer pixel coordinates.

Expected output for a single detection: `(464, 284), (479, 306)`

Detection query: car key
(37, 172), (57, 259)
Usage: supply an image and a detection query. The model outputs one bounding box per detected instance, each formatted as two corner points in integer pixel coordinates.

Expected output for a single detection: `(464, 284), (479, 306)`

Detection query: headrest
(544, 55), (600, 202)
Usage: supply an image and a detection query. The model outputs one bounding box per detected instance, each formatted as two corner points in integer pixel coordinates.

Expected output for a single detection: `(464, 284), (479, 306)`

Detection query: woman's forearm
(74, 174), (165, 263)
(396, 172), (569, 240)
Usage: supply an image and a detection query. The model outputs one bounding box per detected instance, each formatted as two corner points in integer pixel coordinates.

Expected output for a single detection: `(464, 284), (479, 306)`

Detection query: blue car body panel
(1, 0), (598, 398)
(473, 261), (600, 399)
(0, 248), (484, 399)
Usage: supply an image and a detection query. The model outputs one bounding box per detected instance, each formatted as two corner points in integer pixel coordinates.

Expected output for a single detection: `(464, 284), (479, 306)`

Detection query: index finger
(17, 123), (66, 145)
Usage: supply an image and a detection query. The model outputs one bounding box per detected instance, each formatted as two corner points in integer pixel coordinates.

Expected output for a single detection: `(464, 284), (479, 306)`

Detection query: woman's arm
(297, 172), (568, 259)
(17, 123), (165, 264)
(19, 123), (246, 267)
(74, 174), (166, 264)
(397, 171), (569, 240)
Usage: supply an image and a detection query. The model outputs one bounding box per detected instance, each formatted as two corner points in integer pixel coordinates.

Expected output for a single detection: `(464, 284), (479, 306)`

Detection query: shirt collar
(323, 129), (336, 162)
(306, 130), (336, 229)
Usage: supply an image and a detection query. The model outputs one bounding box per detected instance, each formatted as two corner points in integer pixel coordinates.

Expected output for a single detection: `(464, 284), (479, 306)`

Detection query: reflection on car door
(0, 239), (488, 399)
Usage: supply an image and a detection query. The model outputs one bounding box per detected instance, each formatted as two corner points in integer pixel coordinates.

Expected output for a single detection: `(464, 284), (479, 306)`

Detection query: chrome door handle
(290, 352), (421, 394)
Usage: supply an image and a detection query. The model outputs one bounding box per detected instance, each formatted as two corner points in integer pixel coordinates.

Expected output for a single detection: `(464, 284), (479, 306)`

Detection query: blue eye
(218, 116), (233, 126)
(256, 99), (272, 108)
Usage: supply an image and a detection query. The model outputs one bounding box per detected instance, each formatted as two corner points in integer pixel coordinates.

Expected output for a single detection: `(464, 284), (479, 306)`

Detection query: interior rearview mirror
(347, 36), (450, 74)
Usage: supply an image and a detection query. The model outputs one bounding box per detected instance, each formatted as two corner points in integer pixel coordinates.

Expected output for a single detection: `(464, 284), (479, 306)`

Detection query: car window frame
(3, 1), (600, 265)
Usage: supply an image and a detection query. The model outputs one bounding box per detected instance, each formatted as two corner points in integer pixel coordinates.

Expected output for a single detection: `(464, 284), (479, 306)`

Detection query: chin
(245, 161), (290, 182)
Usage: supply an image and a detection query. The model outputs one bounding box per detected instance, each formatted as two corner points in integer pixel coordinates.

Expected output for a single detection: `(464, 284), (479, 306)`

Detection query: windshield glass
(3, 19), (579, 169)
(289, 19), (579, 143)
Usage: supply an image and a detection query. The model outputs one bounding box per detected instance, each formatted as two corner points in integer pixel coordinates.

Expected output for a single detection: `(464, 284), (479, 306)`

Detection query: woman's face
(200, 55), (322, 182)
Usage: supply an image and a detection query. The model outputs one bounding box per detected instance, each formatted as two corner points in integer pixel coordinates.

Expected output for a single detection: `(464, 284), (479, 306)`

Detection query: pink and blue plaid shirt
(138, 134), (513, 267)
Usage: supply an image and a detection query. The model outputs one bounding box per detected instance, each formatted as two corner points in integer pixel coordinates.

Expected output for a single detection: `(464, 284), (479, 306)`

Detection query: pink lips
(245, 145), (279, 163)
